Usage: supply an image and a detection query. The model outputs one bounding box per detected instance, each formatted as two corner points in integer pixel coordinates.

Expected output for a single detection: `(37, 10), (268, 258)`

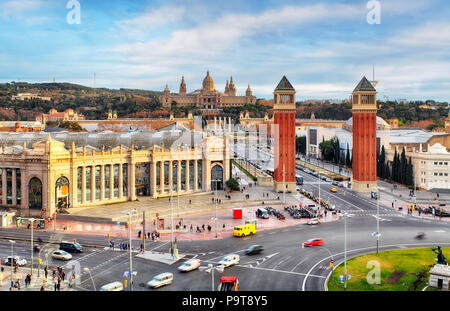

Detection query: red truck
(218, 276), (239, 291)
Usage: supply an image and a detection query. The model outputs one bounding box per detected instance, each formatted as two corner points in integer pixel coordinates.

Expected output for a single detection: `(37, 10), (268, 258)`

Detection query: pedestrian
(147, 232), (150, 239)
(44, 266), (48, 279)
(140, 243), (143, 252)
(15, 280), (21, 290)
(190, 224), (193, 232)
(62, 271), (65, 282)
(202, 224), (205, 231)
(54, 282), (57, 291)
(40, 285), (45, 291)
(189, 199), (192, 204)
(111, 241), (115, 250)
(138, 230), (141, 238)
(24, 275), (29, 288)
(57, 281), (61, 291)
(223, 224), (225, 230)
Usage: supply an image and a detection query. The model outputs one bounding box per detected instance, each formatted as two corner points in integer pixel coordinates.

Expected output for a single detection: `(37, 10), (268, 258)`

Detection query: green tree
(226, 178), (240, 191)
(345, 143), (351, 167)
(296, 136), (306, 155)
(319, 140), (335, 161)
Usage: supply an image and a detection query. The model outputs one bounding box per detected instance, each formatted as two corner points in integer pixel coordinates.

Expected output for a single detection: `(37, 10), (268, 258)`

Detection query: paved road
(2, 145), (449, 291)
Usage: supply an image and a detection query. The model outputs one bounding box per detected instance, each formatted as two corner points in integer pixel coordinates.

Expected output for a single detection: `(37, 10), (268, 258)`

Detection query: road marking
(236, 264), (326, 279)
(290, 257), (309, 272)
(434, 230), (446, 233)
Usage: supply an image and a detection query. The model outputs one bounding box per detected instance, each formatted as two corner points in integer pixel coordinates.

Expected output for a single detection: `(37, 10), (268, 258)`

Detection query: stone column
(81, 166), (86, 204)
(100, 165), (105, 201)
(150, 161), (156, 196)
(119, 163), (123, 198)
(194, 160), (198, 192)
(129, 162), (136, 201)
(168, 160), (173, 193)
(2, 169), (6, 205)
(177, 160), (181, 193)
(160, 161), (164, 194)
(110, 164), (114, 200)
(12, 169), (17, 206)
(20, 171), (27, 212)
(186, 160), (190, 192)
(203, 160), (210, 192)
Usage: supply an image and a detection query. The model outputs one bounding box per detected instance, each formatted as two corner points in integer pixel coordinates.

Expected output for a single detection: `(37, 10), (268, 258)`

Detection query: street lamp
(212, 179), (220, 238)
(343, 212), (348, 291)
(84, 268), (96, 291)
(372, 186), (382, 254)
(201, 264), (224, 291)
(18, 217), (43, 276)
(122, 209), (137, 291)
(9, 240), (15, 291)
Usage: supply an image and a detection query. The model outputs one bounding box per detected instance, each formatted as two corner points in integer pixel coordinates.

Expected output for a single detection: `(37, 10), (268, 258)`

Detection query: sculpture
(432, 246), (448, 265)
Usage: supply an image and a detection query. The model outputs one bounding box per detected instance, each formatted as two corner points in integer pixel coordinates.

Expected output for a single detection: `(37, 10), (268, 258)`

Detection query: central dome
(202, 70), (214, 91)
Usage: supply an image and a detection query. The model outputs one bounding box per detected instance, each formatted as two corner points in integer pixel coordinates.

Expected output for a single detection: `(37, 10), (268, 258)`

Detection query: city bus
(296, 175), (304, 185)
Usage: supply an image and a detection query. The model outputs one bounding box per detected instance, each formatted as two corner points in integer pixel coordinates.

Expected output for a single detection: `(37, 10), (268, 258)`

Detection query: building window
(164, 161), (169, 192)
(135, 163), (150, 196)
(172, 161), (178, 191)
(85, 166), (92, 202)
(113, 164), (119, 198)
(29, 177), (42, 210)
(434, 173), (438, 176)
(439, 162), (443, 165)
(0, 168), (2, 202)
(95, 166), (101, 200)
(197, 160), (202, 189)
(122, 164), (128, 197)
(181, 161), (186, 191)
(156, 162), (160, 192)
(105, 165), (110, 199)
(77, 168), (82, 203)
(6, 168), (12, 204)
(16, 169), (21, 205)
(189, 160), (194, 190)
(445, 162), (448, 165)
(434, 162), (438, 165)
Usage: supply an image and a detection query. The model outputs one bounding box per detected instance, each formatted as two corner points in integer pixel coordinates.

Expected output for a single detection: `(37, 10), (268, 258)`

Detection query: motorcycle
(415, 232), (425, 240)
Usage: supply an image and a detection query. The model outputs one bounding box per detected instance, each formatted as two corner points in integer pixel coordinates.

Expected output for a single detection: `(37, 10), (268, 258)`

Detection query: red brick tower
(351, 76), (378, 192)
(273, 76), (297, 193)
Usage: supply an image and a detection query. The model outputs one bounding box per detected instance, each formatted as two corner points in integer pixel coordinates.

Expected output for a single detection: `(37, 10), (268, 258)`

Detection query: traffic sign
(347, 274), (351, 280)
(123, 271), (129, 277)
(330, 259), (335, 263)
(372, 232), (381, 237)
(117, 222), (121, 226)
(339, 275), (344, 283)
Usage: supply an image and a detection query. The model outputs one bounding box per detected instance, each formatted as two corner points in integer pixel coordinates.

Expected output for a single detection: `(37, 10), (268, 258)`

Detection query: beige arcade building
(0, 131), (230, 219)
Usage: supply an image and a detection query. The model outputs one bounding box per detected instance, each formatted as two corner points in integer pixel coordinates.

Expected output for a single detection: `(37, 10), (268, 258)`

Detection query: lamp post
(84, 268), (96, 291)
(344, 212), (347, 291)
(171, 188), (174, 259)
(202, 264), (224, 291)
(122, 209), (137, 291)
(212, 179), (219, 238)
(18, 217), (42, 276)
(283, 164), (286, 205)
(373, 186), (381, 254)
(9, 240), (15, 291)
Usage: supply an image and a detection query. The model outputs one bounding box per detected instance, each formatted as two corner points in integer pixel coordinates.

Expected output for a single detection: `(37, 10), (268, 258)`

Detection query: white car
(6, 256), (27, 266)
(178, 259), (201, 272)
(51, 250), (72, 261)
(147, 272), (173, 288)
(218, 254), (240, 268)
(307, 218), (320, 225)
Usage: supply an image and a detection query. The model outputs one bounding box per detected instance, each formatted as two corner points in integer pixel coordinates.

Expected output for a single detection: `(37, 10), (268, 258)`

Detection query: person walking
(223, 223), (225, 230)
(190, 224), (193, 232)
(202, 224), (205, 231)
(138, 230), (141, 238)
(40, 285), (45, 291)
(54, 282), (57, 291)
(44, 266), (48, 279)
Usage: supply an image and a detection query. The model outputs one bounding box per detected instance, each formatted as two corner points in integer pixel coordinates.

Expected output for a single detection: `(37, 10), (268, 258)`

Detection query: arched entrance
(28, 177), (42, 210)
(211, 164), (224, 190)
(55, 176), (69, 209)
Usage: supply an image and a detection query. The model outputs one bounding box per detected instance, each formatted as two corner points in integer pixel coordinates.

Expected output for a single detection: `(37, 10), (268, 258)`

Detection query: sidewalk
(0, 266), (75, 291)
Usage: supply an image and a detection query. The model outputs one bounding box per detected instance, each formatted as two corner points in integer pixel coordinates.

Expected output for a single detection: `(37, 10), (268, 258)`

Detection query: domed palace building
(159, 71), (256, 119)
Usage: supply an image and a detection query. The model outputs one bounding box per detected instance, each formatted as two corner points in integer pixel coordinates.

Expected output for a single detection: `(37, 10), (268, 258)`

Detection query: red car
(303, 238), (324, 247)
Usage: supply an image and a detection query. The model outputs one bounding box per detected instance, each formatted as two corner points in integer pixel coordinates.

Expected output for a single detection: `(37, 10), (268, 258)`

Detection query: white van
(99, 281), (123, 291)
(147, 272), (174, 288)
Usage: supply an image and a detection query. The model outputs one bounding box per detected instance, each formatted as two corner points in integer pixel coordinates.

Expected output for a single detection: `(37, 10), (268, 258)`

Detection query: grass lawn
(328, 247), (450, 291)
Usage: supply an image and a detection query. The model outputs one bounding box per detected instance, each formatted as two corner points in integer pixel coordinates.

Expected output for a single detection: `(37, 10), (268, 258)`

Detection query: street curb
(0, 236), (105, 250)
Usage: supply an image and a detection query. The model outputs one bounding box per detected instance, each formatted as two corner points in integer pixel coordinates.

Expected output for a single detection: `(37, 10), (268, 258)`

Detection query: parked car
(325, 178), (332, 183)
(245, 245), (264, 255)
(51, 250), (72, 261)
(147, 272), (174, 288)
(5, 256), (27, 266)
(332, 181), (339, 186)
(307, 218), (320, 225)
(338, 182), (344, 188)
(178, 259), (201, 272)
(218, 254), (240, 268)
(303, 238), (325, 247)
(330, 188), (338, 193)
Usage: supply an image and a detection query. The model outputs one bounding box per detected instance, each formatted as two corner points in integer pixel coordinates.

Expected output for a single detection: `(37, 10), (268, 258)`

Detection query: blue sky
(1, 0), (450, 101)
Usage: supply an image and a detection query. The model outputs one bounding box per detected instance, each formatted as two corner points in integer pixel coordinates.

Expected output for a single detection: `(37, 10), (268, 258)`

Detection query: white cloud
(0, 0), (45, 19)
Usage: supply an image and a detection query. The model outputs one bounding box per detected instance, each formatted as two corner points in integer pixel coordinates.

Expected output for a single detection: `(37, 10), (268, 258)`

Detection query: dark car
(59, 241), (83, 253)
(245, 245), (264, 255)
